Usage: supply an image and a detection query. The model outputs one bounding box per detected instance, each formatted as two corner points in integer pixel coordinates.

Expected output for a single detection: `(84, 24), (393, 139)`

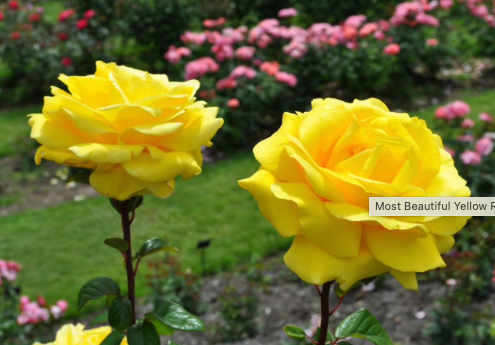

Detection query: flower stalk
(317, 282), (332, 345)
(121, 200), (136, 325)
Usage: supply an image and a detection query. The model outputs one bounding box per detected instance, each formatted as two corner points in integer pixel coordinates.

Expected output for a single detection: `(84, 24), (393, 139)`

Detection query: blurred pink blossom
(185, 57), (219, 80)
(230, 66), (257, 79)
(416, 13), (440, 26)
(278, 8), (298, 18)
(476, 137), (494, 155)
(440, 0), (454, 10)
(181, 31), (207, 45)
(260, 61), (280, 76)
(459, 134), (475, 142)
(427, 38), (438, 46)
(216, 78), (238, 90)
(461, 118), (475, 128)
(359, 23), (378, 37)
(384, 43), (401, 55)
(227, 98), (240, 108)
(479, 112), (493, 123)
(0, 260), (21, 283)
(235, 46), (256, 61)
(345, 15), (367, 28)
(460, 150), (482, 165)
(275, 71), (298, 87)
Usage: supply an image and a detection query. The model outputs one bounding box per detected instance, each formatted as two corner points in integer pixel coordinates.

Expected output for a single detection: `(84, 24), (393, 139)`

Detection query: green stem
(318, 282), (332, 345)
(121, 201), (136, 325)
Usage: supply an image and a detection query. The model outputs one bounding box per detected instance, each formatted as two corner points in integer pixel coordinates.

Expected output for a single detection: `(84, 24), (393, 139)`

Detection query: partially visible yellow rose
(239, 98), (470, 291)
(33, 324), (127, 345)
(29, 62), (223, 201)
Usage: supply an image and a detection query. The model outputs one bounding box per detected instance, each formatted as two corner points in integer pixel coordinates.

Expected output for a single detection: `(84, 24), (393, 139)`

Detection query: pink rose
(275, 71), (298, 87)
(384, 43), (401, 55)
(461, 118), (475, 129)
(479, 112), (493, 123)
(227, 98), (240, 109)
(460, 150), (482, 165)
(476, 137), (494, 156)
(278, 8), (298, 18)
(427, 38), (438, 46)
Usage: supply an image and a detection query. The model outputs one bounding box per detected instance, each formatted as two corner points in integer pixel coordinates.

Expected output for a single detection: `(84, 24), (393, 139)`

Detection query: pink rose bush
(164, 1), (462, 150)
(18, 296), (68, 325)
(433, 100), (495, 196)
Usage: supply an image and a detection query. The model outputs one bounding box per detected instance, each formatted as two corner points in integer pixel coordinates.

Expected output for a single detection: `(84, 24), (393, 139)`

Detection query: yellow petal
(325, 202), (428, 236)
(271, 182), (362, 258)
(90, 166), (149, 200)
(363, 228), (445, 272)
(69, 143), (144, 164)
(238, 169), (300, 237)
(284, 235), (388, 289)
(122, 151), (201, 183)
(157, 107), (223, 151)
(253, 112), (304, 182)
(390, 270), (418, 290)
(424, 216), (470, 236)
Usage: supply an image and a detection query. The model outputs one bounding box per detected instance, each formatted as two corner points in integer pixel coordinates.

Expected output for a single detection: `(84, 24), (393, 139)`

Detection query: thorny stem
(317, 282), (333, 345)
(121, 201), (136, 324)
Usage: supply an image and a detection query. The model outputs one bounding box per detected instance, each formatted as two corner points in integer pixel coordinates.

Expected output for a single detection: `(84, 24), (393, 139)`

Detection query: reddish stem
(317, 282), (332, 345)
(329, 296), (345, 316)
(121, 201), (136, 324)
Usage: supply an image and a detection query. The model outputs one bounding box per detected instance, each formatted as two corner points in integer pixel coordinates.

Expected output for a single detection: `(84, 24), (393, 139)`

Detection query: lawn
(0, 153), (290, 315)
(0, 106), (40, 158)
(1, 88), (494, 315)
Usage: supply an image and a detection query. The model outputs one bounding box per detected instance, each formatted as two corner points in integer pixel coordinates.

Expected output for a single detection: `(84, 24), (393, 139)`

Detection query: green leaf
(108, 297), (133, 332)
(100, 331), (125, 345)
(283, 325), (306, 340)
(337, 342), (353, 345)
(77, 277), (121, 310)
(136, 238), (178, 260)
(90, 311), (108, 327)
(144, 301), (205, 335)
(335, 276), (377, 298)
(335, 309), (393, 345)
(104, 238), (129, 253)
(110, 196), (144, 215)
(127, 321), (160, 345)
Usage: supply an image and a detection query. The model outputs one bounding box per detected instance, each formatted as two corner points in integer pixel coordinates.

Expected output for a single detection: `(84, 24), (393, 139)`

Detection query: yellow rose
(33, 324), (128, 345)
(29, 62), (223, 201)
(239, 98), (470, 291)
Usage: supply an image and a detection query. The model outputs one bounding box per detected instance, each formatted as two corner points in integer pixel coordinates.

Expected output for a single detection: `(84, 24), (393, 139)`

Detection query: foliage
(146, 256), (206, 316)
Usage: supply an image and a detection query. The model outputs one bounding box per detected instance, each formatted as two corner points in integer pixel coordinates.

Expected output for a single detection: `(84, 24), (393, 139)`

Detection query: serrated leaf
(335, 309), (393, 345)
(104, 238), (129, 253)
(136, 238), (178, 260)
(77, 277), (120, 310)
(283, 325), (306, 340)
(108, 297), (133, 332)
(127, 321), (160, 345)
(90, 312), (108, 327)
(100, 331), (125, 345)
(144, 301), (205, 335)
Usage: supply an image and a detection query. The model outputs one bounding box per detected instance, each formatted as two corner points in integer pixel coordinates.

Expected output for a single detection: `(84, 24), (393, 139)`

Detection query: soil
(137, 256), (494, 345)
(0, 156), (97, 217)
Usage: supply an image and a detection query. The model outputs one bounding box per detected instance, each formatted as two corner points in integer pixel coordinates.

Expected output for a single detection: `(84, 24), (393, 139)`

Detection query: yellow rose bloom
(33, 324), (128, 345)
(29, 62), (223, 201)
(239, 98), (470, 291)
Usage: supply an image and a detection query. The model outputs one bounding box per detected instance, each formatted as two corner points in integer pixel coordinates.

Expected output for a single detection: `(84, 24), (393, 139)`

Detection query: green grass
(0, 106), (39, 158)
(0, 153), (289, 315)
